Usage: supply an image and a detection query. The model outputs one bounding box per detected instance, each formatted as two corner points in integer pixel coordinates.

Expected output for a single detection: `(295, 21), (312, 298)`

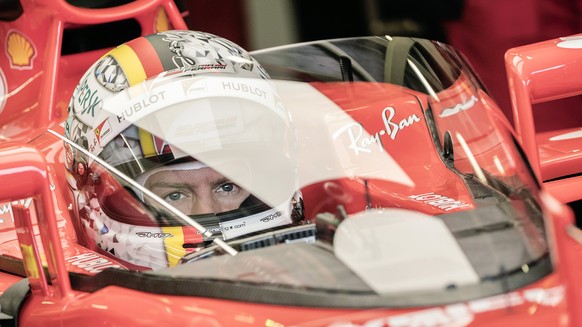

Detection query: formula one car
(1, 1), (582, 327)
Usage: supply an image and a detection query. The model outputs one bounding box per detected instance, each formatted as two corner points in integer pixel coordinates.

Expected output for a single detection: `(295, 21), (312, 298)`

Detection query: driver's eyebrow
(147, 181), (191, 189)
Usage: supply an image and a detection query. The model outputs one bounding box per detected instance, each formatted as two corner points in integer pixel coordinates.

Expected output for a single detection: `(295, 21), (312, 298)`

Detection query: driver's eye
(220, 183), (235, 192)
(166, 192), (184, 201)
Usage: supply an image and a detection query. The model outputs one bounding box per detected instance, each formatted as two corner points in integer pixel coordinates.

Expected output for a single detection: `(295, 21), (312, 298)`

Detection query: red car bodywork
(0, 1), (582, 326)
(505, 35), (582, 203)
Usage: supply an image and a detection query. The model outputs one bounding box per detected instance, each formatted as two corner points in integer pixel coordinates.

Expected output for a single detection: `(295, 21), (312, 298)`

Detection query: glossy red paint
(13, 278), (569, 327)
(505, 34), (582, 203)
(0, 0), (186, 140)
(305, 82), (478, 218)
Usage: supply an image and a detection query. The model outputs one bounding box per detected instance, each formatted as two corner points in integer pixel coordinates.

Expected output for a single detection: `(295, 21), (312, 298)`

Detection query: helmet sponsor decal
(101, 75), (284, 135)
(73, 73), (104, 118)
(260, 210), (283, 223)
(94, 118), (112, 146)
(5, 30), (36, 70)
(219, 205), (292, 240)
(136, 231), (173, 238)
(221, 79), (268, 100)
(115, 89), (168, 123)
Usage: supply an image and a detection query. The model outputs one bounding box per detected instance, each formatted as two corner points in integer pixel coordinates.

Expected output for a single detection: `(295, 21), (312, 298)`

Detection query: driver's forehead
(145, 167), (225, 186)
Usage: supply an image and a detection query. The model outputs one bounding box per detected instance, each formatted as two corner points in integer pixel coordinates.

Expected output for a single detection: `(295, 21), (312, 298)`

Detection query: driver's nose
(190, 193), (220, 215)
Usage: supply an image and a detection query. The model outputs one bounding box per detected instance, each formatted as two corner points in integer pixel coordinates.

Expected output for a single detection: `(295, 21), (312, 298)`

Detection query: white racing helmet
(64, 31), (303, 270)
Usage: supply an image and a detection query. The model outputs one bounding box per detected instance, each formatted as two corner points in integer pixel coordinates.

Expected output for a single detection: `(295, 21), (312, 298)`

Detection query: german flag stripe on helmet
(183, 226), (202, 246)
(138, 127), (156, 158)
(107, 44), (147, 87)
(162, 226), (186, 267)
(125, 36), (165, 78)
(108, 37), (169, 160)
(144, 33), (182, 71)
(107, 36), (169, 87)
(162, 226), (204, 267)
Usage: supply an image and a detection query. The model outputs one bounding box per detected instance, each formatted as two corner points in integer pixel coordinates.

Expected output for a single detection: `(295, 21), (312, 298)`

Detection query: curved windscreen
(58, 36), (550, 307)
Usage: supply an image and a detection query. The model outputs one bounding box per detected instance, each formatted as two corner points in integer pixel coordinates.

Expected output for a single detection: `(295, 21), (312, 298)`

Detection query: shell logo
(154, 8), (172, 32)
(5, 30), (36, 70)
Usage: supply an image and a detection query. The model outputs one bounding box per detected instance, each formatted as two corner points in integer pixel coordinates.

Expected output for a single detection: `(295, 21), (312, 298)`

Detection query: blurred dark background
(185, 0), (582, 133)
(183, 0), (464, 50)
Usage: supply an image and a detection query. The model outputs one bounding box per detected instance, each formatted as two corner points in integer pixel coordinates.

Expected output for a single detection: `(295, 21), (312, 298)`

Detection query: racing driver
(63, 30), (304, 270)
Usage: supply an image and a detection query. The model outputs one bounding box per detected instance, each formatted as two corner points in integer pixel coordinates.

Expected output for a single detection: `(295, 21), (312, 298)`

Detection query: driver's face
(144, 167), (250, 215)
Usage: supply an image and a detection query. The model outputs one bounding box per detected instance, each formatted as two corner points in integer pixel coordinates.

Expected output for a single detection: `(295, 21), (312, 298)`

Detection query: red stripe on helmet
(125, 36), (165, 78)
(183, 226), (204, 244)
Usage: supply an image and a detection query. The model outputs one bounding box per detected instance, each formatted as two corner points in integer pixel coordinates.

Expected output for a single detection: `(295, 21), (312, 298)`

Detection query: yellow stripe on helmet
(162, 226), (187, 267)
(138, 128), (156, 158)
(107, 44), (147, 86)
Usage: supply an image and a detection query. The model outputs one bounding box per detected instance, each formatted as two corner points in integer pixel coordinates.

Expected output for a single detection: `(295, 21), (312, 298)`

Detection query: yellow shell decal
(154, 7), (172, 32)
(5, 30), (36, 70)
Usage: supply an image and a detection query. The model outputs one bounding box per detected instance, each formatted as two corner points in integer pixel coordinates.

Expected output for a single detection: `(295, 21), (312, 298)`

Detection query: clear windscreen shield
(62, 36), (550, 300)
(97, 75), (416, 212)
